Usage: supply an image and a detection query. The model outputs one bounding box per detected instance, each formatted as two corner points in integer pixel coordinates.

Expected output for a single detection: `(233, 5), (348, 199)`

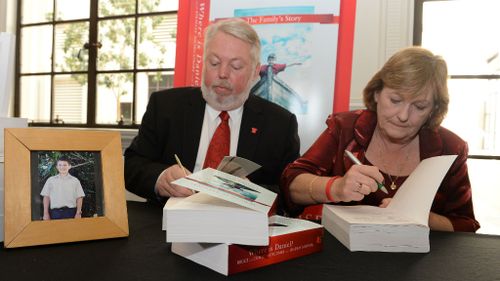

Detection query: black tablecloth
(1, 201), (499, 281)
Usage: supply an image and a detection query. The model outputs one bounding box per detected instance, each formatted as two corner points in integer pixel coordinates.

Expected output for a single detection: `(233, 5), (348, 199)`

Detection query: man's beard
(201, 78), (254, 111)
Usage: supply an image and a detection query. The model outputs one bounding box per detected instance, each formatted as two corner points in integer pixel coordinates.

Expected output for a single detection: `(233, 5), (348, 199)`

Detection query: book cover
(171, 215), (324, 275)
(322, 155), (458, 253)
(172, 168), (276, 214)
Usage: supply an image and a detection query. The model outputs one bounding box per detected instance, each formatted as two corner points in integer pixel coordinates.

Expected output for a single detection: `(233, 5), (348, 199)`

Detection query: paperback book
(322, 155), (457, 253)
(164, 192), (272, 246)
(165, 168), (277, 245)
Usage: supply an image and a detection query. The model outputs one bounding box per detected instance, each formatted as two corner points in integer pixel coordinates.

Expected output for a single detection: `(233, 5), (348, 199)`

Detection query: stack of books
(163, 158), (323, 275)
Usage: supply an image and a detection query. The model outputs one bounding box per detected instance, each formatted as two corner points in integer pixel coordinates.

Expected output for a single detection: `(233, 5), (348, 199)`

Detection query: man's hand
(155, 164), (194, 198)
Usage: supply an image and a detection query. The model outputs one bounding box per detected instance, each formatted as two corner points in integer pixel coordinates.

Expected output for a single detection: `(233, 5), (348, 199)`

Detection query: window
(414, 0), (500, 157)
(15, 0), (177, 127)
(415, 0), (500, 235)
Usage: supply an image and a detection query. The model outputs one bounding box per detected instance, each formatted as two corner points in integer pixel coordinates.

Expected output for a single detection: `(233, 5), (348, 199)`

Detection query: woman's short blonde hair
(204, 18), (261, 68)
(363, 46), (449, 129)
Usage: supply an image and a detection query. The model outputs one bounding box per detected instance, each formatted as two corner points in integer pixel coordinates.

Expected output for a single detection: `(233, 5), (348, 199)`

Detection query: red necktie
(203, 111), (230, 169)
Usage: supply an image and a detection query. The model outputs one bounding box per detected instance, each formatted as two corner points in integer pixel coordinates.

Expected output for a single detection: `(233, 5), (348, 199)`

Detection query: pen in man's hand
(344, 150), (389, 194)
(174, 154), (196, 194)
(174, 154), (188, 176)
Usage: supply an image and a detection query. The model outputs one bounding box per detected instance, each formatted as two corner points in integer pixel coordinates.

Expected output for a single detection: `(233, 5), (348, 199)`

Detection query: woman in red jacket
(281, 47), (480, 232)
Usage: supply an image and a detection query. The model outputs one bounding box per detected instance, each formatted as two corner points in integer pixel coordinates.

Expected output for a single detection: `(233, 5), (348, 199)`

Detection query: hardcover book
(322, 155), (457, 253)
(171, 215), (323, 275)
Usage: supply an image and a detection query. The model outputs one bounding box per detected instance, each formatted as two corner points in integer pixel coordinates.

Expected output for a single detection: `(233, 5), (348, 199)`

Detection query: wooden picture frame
(4, 128), (128, 248)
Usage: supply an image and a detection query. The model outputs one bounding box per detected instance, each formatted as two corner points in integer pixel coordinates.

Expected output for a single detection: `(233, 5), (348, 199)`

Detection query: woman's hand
(332, 164), (384, 202)
(379, 198), (391, 208)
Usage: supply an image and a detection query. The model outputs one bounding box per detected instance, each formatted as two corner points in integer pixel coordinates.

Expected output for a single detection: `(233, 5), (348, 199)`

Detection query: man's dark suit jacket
(124, 87), (300, 202)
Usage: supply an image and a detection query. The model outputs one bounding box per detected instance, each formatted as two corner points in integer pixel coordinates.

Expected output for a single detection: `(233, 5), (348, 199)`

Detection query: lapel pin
(251, 127), (258, 134)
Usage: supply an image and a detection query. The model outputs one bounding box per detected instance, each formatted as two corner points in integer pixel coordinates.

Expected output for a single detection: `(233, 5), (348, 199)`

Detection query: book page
(387, 155), (457, 225)
(172, 168), (276, 213)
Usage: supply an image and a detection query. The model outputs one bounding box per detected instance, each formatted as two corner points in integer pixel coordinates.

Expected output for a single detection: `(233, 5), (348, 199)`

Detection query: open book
(165, 167), (277, 245)
(171, 215), (323, 275)
(322, 155), (457, 253)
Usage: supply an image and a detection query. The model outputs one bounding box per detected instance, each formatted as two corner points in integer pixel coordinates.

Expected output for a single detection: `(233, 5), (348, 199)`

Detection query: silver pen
(344, 150), (389, 194)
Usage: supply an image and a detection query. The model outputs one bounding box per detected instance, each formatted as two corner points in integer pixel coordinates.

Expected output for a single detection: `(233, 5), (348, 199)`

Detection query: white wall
(0, 0), (17, 34)
(350, 0), (414, 109)
(1, 0), (18, 117)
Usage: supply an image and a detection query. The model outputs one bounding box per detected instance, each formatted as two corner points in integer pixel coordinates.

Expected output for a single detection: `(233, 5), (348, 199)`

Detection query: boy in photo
(40, 156), (85, 220)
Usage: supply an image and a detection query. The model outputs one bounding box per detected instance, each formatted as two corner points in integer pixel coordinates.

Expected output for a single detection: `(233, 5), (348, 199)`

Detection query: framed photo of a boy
(4, 128), (128, 248)
(32, 151), (104, 221)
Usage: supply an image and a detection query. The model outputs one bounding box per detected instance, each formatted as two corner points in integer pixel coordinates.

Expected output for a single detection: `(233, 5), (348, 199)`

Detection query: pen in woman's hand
(344, 150), (389, 194)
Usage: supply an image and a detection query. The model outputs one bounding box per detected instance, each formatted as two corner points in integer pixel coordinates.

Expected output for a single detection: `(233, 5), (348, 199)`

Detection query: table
(1, 201), (499, 281)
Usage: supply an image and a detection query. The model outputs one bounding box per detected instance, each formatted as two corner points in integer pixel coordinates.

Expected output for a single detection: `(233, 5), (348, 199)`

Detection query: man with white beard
(125, 18), (299, 207)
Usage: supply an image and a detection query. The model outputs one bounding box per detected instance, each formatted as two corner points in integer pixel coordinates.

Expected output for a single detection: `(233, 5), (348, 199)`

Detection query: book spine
(227, 228), (324, 275)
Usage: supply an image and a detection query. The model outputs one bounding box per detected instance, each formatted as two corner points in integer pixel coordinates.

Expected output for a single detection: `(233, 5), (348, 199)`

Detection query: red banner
(175, 0), (211, 87)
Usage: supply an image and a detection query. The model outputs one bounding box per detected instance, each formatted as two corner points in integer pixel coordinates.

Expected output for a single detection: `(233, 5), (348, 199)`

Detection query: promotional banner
(174, 0), (356, 153)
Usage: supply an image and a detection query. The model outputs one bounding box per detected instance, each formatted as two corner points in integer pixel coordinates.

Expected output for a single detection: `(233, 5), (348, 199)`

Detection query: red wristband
(325, 176), (339, 202)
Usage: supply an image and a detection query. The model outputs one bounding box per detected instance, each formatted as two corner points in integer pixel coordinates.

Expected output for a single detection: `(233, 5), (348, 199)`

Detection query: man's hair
(363, 46), (449, 129)
(203, 18), (261, 67)
(56, 156), (71, 165)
